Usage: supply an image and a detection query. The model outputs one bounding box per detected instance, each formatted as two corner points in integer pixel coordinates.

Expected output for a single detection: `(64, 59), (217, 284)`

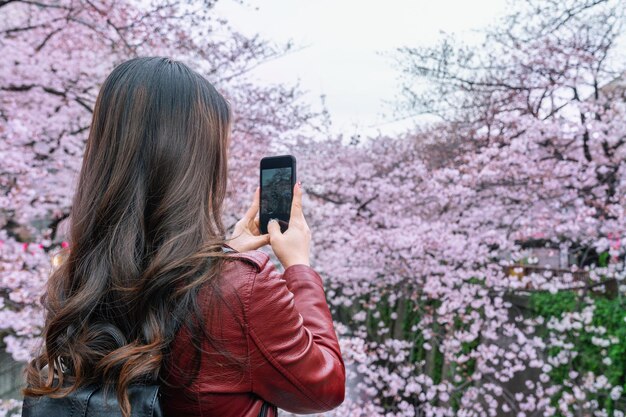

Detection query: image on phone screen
(261, 167), (292, 233)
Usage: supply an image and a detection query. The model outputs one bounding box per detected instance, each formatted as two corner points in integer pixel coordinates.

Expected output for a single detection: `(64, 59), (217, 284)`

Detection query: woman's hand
(227, 186), (270, 252)
(267, 181), (311, 268)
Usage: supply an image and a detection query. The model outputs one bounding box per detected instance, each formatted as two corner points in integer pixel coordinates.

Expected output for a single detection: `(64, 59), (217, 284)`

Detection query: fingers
(253, 233), (270, 247)
(288, 181), (304, 225)
(244, 186), (261, 221)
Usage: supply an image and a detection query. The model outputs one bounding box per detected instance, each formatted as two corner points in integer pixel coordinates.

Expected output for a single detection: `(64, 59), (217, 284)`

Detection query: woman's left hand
(227, 186), (270, 252)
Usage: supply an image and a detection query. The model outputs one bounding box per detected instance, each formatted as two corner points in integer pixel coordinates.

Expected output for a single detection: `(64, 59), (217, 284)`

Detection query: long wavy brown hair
(22, 56), (247, 417)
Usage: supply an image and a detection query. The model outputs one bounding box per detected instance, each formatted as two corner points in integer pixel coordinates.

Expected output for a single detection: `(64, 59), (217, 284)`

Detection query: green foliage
(598, 251), (611, 268)
(530, 288), (626, 414)
(530, 291), (578, 317)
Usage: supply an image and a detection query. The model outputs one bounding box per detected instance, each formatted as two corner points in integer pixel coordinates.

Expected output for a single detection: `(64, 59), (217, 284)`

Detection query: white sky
(212, 0), (622, 138)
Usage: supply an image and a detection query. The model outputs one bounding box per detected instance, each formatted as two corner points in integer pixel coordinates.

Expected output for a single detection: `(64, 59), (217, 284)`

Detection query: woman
(22, 57), (346, 417)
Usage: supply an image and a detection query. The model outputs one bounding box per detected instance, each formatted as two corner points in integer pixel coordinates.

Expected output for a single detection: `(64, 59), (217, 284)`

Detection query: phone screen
(260, 166), (293, 234)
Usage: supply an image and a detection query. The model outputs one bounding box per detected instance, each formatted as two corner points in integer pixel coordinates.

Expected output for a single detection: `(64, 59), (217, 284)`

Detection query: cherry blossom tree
(279, 0), (626, 415)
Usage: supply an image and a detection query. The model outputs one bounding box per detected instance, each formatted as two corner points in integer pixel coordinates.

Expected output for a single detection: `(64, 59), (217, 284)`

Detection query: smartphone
(259, 155), (297, 235)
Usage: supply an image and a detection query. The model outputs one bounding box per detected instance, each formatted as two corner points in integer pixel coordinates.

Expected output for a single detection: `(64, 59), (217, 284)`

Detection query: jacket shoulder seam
(244, 263), (257, 393)
(245, 258), (275, 393)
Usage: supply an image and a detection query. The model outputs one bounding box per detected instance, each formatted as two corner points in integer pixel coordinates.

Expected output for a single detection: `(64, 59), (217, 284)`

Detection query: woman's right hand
(267, 181), (311, 269)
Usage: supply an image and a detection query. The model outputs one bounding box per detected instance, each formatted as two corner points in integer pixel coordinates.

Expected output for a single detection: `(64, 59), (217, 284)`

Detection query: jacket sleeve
(247, 261), (346, 414)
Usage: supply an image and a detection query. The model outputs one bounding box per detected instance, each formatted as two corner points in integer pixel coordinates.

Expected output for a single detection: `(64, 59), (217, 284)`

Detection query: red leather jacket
(161, 247), (346, 417)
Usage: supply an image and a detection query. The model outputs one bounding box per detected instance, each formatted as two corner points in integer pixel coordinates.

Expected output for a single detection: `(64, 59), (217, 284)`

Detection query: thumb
(267, 218), (282, 240)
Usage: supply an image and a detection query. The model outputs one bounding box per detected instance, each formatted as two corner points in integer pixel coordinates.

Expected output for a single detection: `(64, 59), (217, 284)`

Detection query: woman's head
(23, 57), (245, 417)
(82, 56), (231, 242)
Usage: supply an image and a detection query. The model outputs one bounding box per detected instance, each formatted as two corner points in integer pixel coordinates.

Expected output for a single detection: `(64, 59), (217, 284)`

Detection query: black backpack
(21, 382), (162, 417)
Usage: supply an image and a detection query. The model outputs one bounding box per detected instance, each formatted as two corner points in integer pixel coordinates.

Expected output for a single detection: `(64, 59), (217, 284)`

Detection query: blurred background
(1, 0), (625, 416)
